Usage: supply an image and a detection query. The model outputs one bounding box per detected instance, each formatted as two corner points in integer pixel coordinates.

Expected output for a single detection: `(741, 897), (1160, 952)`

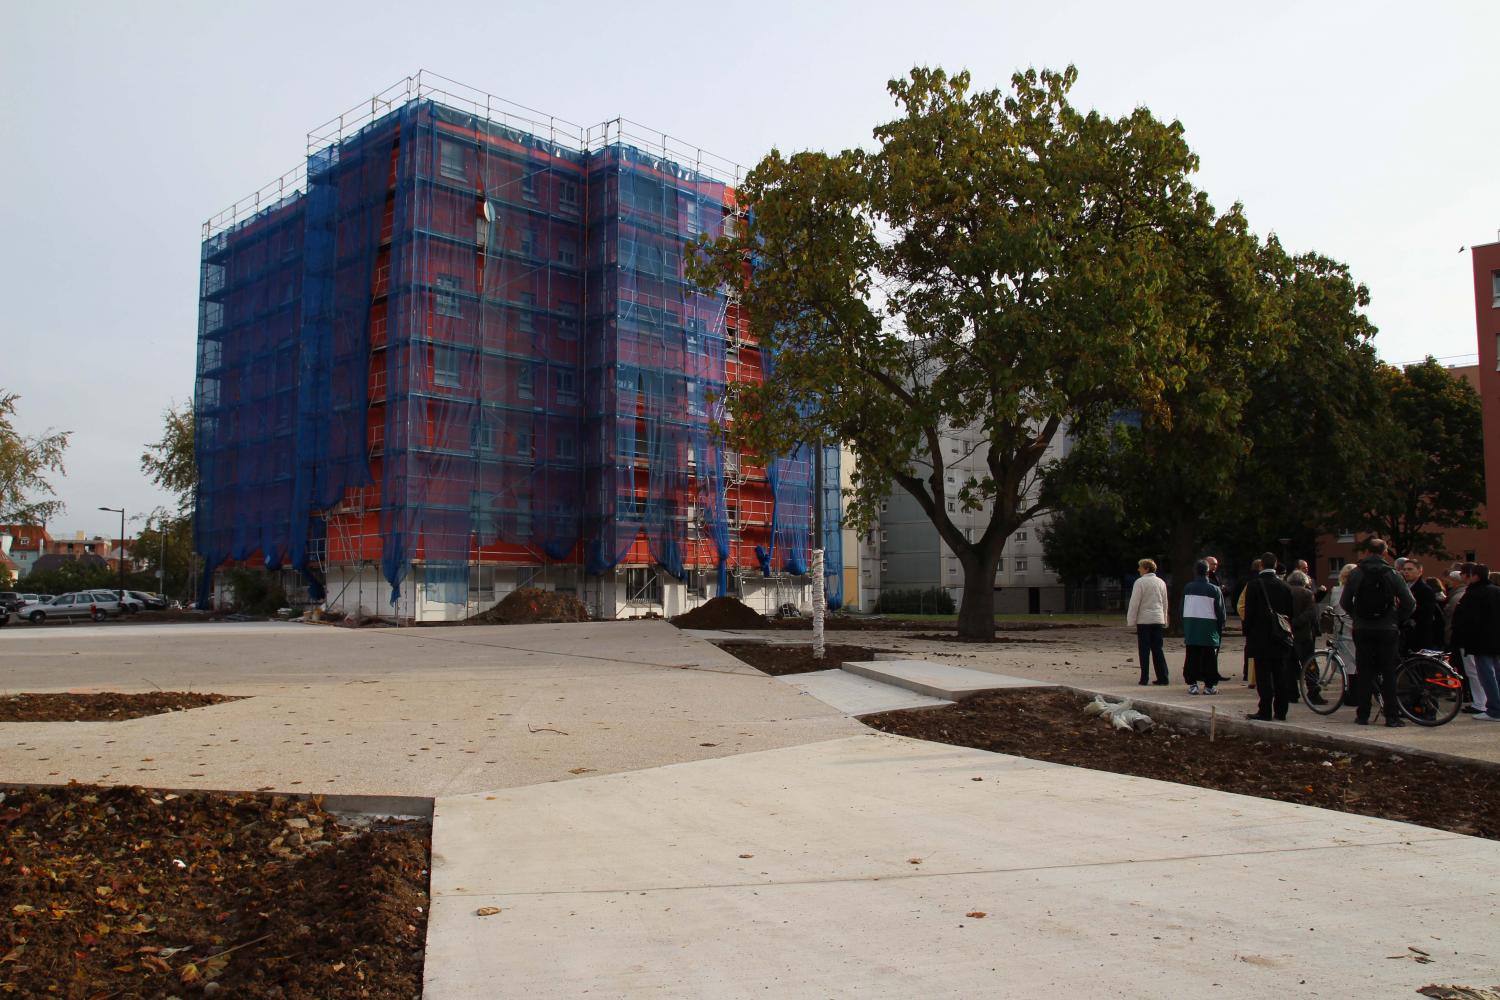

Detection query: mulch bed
(0, 693), (243, 723)
(717, 642), (887, 676)
(2, 784), (429, 999)
(863, 687), (1500, 840)
(671, 597), (766, 631)
(903, 633), (1053, 644)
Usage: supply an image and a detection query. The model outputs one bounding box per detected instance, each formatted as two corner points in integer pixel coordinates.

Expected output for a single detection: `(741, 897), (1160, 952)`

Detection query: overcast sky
(2, 0), (1496, 539)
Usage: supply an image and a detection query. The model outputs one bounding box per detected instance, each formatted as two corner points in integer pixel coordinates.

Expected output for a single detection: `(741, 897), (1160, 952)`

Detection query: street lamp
(99, 506), (126, 598)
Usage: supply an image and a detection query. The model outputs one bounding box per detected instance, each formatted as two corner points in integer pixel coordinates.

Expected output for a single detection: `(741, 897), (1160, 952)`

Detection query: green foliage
(1357, 358), (1485, 557)
(1038, 501), (1151, 587)
(22, 560), (157, 596)
(873, 587), (956, 616)
(133, 512), (197, 603)
(691, 65), (1250, 638)
(0, 391), (70, 525)
(224, 568), (288, 616)
(140, 402), (195, 516)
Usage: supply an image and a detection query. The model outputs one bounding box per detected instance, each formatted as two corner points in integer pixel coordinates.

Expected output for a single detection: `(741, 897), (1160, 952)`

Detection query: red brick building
(1473, 238), (1500, 566)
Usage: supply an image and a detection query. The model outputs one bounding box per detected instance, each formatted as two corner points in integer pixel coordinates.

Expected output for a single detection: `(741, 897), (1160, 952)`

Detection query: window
(517, 363), (534, 399)
(1015, 529), (1027, 541)
(1336, 528), (1355, 543)
(439, 140), (465, 180)
(520, 169), (538, 202)
(946, 501), (956, 513)
(434, 345), (460, 388)
(517, 292), (535, 334)
(471, 415), (495, 453)
(468, 562), (496, 601)
(1015, 558), (1028, 572)
(435, 274), (462, 317)
(879, 500), (888, 513)
(1328, 557), (1341, 574)
(948, 564), (957, 575)
(879, 531), (888, 542)
(1492, 269), (1500, 308)
(515, 428), (533, 457)
(559, 179), (580, 211)
(516, 495), (532, 537)
(624, 566), (662, 605)
(553, 369), (577, 401)
(558, 239), (577, 267)
(520, 227), (537, 258)
(558, 302), (578, 340)
(556, 435), (575, 460)
(880, 559), (888, 573)
(472, 494), (498, 541)
(1466, 550), (1477, 562)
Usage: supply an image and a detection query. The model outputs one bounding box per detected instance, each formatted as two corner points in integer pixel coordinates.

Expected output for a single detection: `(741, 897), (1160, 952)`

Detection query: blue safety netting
(195, 95), (840, 610)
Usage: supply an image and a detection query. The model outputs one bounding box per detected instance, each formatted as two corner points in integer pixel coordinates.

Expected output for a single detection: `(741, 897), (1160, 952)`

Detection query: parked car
(0, 606), (10, 627)
(89, 590), (142, 614)
(120, 589), (167, 610)
(0, 592), (24, 612)
(20, 592), (115, 624)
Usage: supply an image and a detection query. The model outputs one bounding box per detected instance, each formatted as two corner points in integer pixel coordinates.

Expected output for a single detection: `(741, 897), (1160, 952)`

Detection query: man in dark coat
(1452, 562), (1500, 721)
(1242, 550), (1296, 721)
(1400, 557), (1443, 653)
(1339, 538), (1416, 727)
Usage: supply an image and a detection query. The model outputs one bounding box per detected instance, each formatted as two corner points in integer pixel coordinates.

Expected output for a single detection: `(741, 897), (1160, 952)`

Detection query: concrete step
(776, 668), (952, 716)
(840, 659), (1053, 700)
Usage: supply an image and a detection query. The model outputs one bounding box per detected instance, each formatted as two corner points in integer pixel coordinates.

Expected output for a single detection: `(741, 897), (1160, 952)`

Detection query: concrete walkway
(5, 620), (1499, 997)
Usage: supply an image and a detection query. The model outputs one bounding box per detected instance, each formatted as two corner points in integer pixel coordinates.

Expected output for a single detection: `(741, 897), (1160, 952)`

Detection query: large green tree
(139, 401), (198, 598)
(693, 66), (1255, 638)
(1047, 239), (1384, 612)
(1357, 357), (1484, 558)
(0, 391), (69, 525)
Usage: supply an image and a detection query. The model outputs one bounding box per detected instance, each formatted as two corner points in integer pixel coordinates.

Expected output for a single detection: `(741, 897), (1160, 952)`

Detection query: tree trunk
(1166, 520), (1198, 638)
(956, 551), (1000, 640)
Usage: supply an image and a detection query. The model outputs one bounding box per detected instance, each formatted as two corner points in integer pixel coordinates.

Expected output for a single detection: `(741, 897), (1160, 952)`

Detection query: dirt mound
(671, 596), (766, 630)
(466, 587), (591, 625)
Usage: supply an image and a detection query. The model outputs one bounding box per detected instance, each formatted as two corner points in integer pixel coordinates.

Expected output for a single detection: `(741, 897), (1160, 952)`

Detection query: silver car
(21, 591), (120, 624)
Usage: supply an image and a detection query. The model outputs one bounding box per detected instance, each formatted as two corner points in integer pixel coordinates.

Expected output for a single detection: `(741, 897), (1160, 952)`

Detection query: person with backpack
(1338, 538), (1416, 727)
(1451, 562), (1500, 722)
(1242, 551), (1297, 720)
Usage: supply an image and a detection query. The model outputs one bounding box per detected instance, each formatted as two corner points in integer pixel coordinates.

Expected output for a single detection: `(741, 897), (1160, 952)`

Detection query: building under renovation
(195, 73), (841, 621)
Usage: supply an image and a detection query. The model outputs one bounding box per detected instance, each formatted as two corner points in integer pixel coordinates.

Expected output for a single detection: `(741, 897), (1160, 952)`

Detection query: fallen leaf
(966, 911), (987, 919)
(476, 906), (501, 916)
(907, 858), (923, 865)
(1, 944), (24, 963)
(567, 767), (595, 775)
(11, 905), (35, 916)
(738, 854), (753, 859)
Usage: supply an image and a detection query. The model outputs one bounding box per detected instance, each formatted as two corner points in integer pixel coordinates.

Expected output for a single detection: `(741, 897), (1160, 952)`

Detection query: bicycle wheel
(1395, 654), (1463, 727)
(1300, 648), (1345, 716)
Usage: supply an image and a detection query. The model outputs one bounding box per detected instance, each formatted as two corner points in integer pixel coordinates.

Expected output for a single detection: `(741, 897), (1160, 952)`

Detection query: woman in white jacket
(1127, 558), (1170, 685)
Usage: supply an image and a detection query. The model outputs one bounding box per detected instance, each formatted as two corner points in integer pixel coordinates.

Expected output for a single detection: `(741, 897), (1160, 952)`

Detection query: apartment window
(559, 179), (580, 211)
(439, 140), (465, 180)
(1492, 270), (1500, 308)
(1015, 558), (1028, 572)
(520, 169), (538, 202)
(558, 239), (577, 267)
(517, 363), (534, 399)
(1328, 557), (1341, 575)
(517, 292), (535, 333)
(516, 495), (532, 537)
(624, 566), (662, 605)
(948, 564), (957, 575)
(472, 493), (498, 541)
(515, 428), (533, 457)
(558, 302), (579, 340)
(880, 531), (888, 542)
(435, 274), (462, 317)
(553, 369), (577, 401)
(879, 500), (888, 513)
(1015, 529), (1027, 541)
(946, 501), (956, 513)
(468, 562), (496, 601)
(1336, 528), (1355, 543)
(520, 227), (538, 258)
(556, 434), (576, 460)
(880, 559), (888, 573)
(471, 415), (495, 453)
(434, 345), (461, 388)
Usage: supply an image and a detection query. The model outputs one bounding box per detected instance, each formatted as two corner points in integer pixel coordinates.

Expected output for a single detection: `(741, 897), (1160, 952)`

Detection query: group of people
(1124, 540), (1500, 726)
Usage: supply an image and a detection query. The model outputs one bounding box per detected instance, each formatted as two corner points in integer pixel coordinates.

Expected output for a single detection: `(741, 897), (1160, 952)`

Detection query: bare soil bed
(2, 783), (429, 999)
(863, 687), (1500, 840)
(764, 617), (1101, 633)
(903, 632), (1054, 644)
(717, 642), (888, 676)
(0, 692), (242, 723)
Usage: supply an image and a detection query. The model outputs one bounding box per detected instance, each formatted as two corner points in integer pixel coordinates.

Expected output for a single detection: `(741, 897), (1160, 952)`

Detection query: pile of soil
(863, 687), (1500, 840)
(671, 597), (766, 630)
(1, 784), (429, 998)
(718, 642), (887, 676)
(462, 587), (590, 625)
(0, 692), (242, 723)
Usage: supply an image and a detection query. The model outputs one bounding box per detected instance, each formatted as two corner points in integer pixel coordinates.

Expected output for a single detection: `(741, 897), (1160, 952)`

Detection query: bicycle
(1299, 644), (1463, 726)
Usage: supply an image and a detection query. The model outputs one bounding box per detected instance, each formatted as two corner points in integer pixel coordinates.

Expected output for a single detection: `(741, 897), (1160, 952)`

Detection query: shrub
(225, 568), (288, 616)
(873, 587), (956, 615)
